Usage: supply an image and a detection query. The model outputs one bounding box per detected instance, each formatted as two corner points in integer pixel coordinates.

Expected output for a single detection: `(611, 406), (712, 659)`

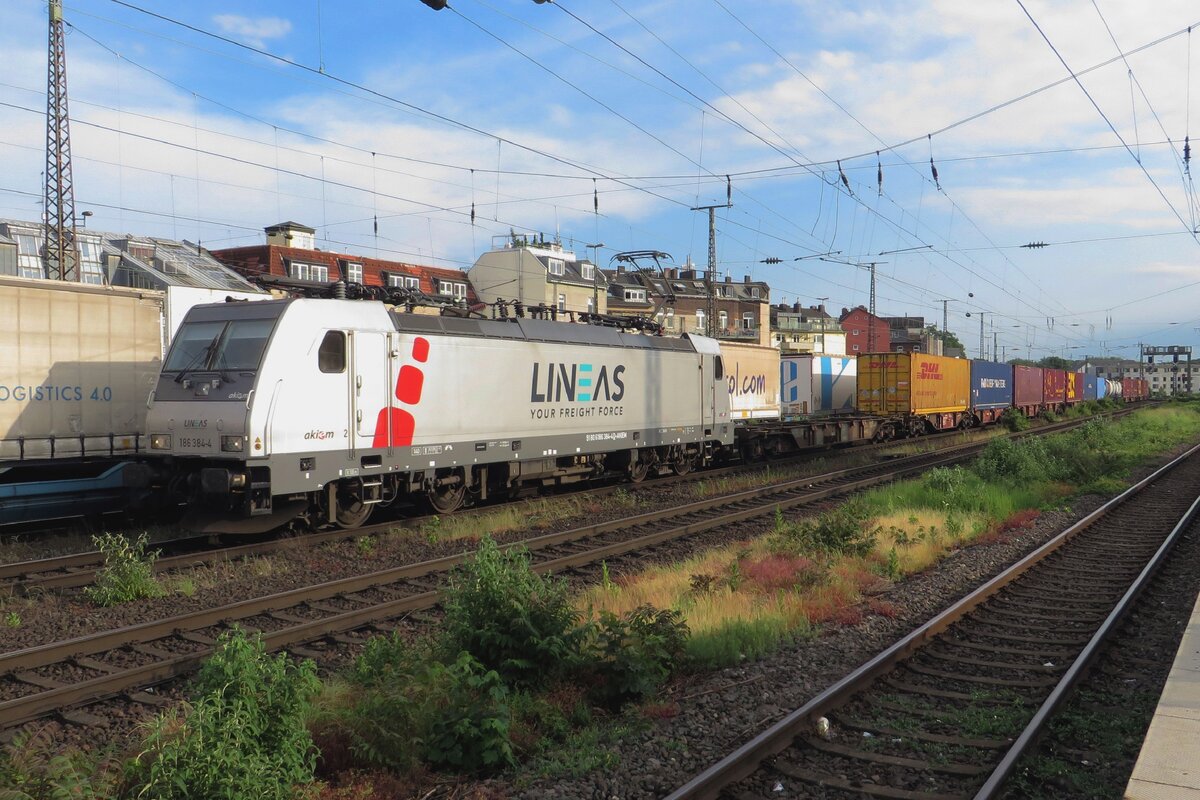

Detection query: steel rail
(0, 419), (1049, 728)
(663, 438), (1200, 800)
(0, 409), (1139, 730)
(1, 412), (1118, 594)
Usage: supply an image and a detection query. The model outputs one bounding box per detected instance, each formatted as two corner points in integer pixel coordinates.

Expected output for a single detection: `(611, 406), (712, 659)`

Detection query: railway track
(0, 410), (1130, 732)
(0, 412), (1117, 595)
(663, 441), (1200, 800)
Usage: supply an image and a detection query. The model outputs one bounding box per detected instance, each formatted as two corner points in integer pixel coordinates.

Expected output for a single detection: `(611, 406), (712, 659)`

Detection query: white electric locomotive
(144, 298), (735, 533)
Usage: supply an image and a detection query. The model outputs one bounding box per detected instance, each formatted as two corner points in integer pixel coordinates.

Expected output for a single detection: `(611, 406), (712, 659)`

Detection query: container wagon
(1043, 369), (1067, 410)
(0, 277), (267, 525)
(718, 341), (780, 420)
(780, 354), (856, 417)
(856, 352), (970, 437)
(1107, 379), (1123, 400)
(969, 360), (1013, 426)
(1083, 374), (1098, 402)
(1096, 376), (1107, 401)
(1013, 366), (1044, 418)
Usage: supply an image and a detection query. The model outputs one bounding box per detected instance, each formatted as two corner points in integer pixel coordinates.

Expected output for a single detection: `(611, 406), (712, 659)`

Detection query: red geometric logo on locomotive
(373, 336), (428, 448)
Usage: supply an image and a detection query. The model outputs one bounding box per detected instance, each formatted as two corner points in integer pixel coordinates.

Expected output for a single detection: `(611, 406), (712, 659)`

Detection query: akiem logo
(530, 362), (626, 403)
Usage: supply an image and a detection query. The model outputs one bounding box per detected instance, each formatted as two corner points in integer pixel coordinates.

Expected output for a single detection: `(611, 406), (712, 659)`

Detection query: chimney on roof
(264, 221), (316, 250)
(681, 269), (695, 280)
(743, 275), (751, 284)
(617, 263), (625, 274)
(793, 302), (802, 313)
(724, 275), (732, 283)
(817, 304), (825, 313)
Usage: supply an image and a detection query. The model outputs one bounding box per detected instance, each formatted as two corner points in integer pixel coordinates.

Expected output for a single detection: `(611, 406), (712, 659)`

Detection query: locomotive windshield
(164, 318), (276, 376)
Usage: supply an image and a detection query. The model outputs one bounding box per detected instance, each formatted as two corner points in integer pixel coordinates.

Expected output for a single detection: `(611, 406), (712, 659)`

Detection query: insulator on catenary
(726, 174), (732, 204)
(876, 151), (883, 195)
(593, 179), (598, 214)
(837, 160), (852, 195)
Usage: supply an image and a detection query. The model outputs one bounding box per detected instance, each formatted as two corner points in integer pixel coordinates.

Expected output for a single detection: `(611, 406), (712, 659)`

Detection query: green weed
(85, 532), (163, 606)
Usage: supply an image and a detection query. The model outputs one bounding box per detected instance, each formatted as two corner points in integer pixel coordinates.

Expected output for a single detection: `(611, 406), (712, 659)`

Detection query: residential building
(603, 263), (771, 346)
(467, 233), (607, 317)
(212, 221), (477, 313)
(0, 219), (256, 292)
(839, 306), (890, 354)
(770, 303), (846, 354)
(883, 315), (944, 356)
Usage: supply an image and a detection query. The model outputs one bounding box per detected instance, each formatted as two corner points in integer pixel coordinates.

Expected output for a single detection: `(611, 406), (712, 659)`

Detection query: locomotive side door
(348, 331), (392, 454)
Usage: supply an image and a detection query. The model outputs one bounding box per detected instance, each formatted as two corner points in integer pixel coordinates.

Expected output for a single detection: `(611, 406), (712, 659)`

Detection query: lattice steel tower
(44, 0), (78, 281)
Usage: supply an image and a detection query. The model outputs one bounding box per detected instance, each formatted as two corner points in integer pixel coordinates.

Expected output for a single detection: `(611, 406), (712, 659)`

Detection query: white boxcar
(0, 277), (267, 463)
(780, 354), (857, 417)
(718, 341), (781, 420)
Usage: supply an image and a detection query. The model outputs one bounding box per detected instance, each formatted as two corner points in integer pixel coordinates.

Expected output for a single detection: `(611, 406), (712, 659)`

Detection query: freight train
(853, 352), (1146, 441)
(141, 297), (1146, 533)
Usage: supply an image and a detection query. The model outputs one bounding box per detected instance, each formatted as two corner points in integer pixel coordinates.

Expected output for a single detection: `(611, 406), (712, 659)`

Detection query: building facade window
(548, 258), (565, 276)
(581, 263), (594, 281)
(624, 288), (646, 302)
(718, 310), (728, 330)
(78, 238), (105, 285)
(742, 312), (754, 329)
(453, 282), (467, 300)
(852, 344), (860, 351)
(587, 297), (595, 313)
(14, 233), (43, 279)
(290, 262), (329, 282)
(750, 287), (761, 299)
(557, 293), (566, 312)
(345, 262), (363, 284)
(695, 309), (706, 331)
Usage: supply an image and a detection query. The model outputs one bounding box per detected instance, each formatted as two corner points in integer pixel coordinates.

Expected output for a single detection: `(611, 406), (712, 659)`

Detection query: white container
(718, 341), (781, 420)
(781, 354), (856, 416)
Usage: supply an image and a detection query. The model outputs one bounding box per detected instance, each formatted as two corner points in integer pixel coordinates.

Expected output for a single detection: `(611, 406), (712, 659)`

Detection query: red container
(1013, 365), (1044, 410)
(1043, 369), (1066, 404)
(1065, 371), (1084, 403)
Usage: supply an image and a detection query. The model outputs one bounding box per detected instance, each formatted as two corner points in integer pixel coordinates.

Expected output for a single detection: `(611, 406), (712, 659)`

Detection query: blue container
(1097, 377), (1108, 400)
(970, 360), (1014, 410)
(1083, 374), (1098, 401)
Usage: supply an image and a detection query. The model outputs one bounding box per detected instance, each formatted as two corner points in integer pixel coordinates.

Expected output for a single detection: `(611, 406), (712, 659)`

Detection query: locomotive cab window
(715, 356), (724, 380)
(318, 331), (346, 373)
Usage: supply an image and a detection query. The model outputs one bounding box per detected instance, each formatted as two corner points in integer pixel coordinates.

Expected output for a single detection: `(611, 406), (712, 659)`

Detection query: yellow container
(856, 352), (969, 415)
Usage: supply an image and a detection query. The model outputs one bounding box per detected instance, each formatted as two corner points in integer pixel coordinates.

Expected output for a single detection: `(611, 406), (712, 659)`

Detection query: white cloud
(212, 14), (292, 49)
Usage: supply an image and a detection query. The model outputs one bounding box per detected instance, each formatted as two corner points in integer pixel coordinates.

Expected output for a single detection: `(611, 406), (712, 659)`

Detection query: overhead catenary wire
(1016, 0), (1200, 245)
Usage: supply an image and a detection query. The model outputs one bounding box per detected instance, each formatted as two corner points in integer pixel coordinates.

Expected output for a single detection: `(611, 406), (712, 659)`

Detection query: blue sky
(2, 0), (1199, 360)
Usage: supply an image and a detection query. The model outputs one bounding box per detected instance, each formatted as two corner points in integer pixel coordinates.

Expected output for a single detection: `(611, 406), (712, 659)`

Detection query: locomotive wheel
(427, 480), (467, 513)
(672, 454), (694, 476)
(629, 459), (650, 483)
(335, 482), (374, 529)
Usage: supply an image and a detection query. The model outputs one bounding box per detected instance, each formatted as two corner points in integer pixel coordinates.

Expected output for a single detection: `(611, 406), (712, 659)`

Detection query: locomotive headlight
(150, 434), (172, 450)
(220, 435), (245, 453)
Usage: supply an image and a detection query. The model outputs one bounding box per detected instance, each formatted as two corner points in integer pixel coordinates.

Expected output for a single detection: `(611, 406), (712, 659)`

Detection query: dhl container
(856, 352), (969, 416)
(970, 360), (1013, 410)
(1083, 374), (1098, 401)
(780, 354), (856, 416)
(718, 341), (781, 420)
(1013, 366), (1044, 409)
(1065, 371), (1084, 403)
(1043, 369), (1066, 404)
